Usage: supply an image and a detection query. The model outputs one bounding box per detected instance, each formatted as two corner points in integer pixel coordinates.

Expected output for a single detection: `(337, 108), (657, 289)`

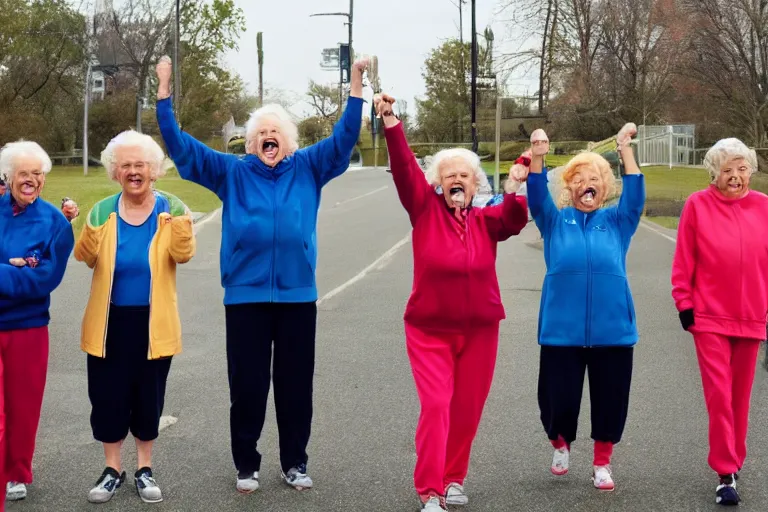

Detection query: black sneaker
(715, 474), (741, 506)
(88, 467), (126, 504)
(135, 467), (163, 503)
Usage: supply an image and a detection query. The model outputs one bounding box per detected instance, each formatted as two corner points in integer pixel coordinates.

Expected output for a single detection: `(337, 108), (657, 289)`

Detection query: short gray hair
(0, 140), (53, 183)
(100, 130), (169, 181)
(425, 148), (488, 189)
(703, 138), (758, 182)
(245, 104), (299, 154)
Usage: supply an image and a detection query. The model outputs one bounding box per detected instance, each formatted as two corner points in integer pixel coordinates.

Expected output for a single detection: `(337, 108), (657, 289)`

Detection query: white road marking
(158, 415), (178, 431)
(193, 208), (221, 234)
(325, 185), (389, 210)
(639, 218), (677, 243)
(317, 231), (412, 305)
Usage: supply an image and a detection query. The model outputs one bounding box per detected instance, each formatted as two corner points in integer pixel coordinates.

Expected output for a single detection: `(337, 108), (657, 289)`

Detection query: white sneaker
(592, 465), (615, 491)
(422, 495), (446, 511)
(445, 483), (468, 505)
(281, 464), (312, 490)
(88, 468), (126, 504)
(6, 482), (27, 501)
(551, 447), (569, 475)
(236, 471), (260, 494)
(134, 468), (163, 503)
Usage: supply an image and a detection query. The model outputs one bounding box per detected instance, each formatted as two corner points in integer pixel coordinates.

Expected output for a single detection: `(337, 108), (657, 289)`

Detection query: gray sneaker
(236, 471), (260, 494)
(281, 463), (312, 490)
(6, 482), (27, 501)
(135, 467), (163, 503)
(88, 467), (126, 503)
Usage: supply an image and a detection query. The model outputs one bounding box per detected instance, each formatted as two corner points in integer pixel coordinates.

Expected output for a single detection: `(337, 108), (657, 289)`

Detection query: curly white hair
(703, 138), (758, 182)
(424, 148), (489, 190)
(245, 104), (300, 155)
(100, 130), (170, 181)
(0, 141), (53, 183)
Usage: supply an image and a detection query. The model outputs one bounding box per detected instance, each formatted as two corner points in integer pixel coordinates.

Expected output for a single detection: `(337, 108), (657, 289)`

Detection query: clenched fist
(373, 93), (396, 118)
(156, 56), (172, 99)
(353, 57), (370, 76)
(61, 198), (79, 222)
(530, 129), (550, 157)
(617, 123), (637, 151)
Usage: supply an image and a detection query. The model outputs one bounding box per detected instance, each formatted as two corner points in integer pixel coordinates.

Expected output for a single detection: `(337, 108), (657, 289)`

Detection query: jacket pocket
(589, 273), (635, 345)
(539, 273), (588, 345)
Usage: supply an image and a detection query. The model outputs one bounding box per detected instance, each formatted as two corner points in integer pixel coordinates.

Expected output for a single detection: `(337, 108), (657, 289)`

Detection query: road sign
(320, 47), (339, 70)
(339, 43), (350, 83)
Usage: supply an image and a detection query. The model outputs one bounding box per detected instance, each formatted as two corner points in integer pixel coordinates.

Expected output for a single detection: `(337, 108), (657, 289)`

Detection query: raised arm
(616, 123), (646, 239)
(671, 198), (697, 331)
(304, 59), (368, 186)
(378, 94), (432, 223)
(155, 56), (233, 197)
(0, 219), (74, 299)
(526, 130), (558, 235)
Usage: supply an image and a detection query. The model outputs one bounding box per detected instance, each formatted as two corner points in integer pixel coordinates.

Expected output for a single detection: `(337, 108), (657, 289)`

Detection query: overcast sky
(224, 0), (538, 118)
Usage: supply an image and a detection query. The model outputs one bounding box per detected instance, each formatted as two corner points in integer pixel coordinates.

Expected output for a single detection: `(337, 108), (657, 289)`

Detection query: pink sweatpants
(0, 326), (49, 501)
(693, 332), (760, 475)
(405, 322), (499, 499)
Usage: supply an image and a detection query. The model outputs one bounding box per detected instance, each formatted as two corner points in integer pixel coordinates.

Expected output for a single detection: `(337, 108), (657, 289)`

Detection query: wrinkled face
(248, 116), (287, 167)
(440, 157), (477, 209)
(567, 165), (605, 213)
(716, 157), (751, 198)
(114, 145), (153, 199)
(10, 155), (46, 207)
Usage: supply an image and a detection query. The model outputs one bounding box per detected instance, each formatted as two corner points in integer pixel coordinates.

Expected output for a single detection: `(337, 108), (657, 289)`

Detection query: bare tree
(682, 0), (768, 146)
(106, 0), (174, 132)
(306, 80), (340, 119)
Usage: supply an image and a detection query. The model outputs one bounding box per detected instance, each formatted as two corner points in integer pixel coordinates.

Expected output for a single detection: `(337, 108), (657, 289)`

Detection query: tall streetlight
(470, 0), (478, 153)
(310, 1), (354, 115)
(173, 0), (181, 115)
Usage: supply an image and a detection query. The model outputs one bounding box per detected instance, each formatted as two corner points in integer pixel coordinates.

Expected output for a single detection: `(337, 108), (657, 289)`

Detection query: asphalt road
(11, 167), (768, 512)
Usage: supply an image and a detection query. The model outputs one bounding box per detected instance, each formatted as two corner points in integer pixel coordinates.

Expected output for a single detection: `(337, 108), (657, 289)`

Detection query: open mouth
(581, 187), (597, 205)
(127, 175), (144, 188)
(449, 185), (466, 207)
(727, 178), (742, 191)
(20, 182), (36, 195)
(262, 139), (279, 160)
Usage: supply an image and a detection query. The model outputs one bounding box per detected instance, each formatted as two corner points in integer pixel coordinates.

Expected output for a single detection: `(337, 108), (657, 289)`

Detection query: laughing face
(9, 155), (46, 207)
(716, 157), (751, 198)
(440, 157), (477, 209)
(567, 165), (605, 213)
(248, 116), (287, 167)
(114, 145), (153, 199)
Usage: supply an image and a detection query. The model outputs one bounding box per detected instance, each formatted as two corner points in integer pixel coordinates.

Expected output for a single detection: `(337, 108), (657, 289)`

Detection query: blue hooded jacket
(157, 97), (363, 305)
(0, 194), (75, 330)
(527, 171), (645, 347)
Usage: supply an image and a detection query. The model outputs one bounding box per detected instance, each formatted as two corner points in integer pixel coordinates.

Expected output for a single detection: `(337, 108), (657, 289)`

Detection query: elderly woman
(0, 141), (75, 503)
(74, 130), (195, 504)
(0, 177), (6, 195)
(154, 55), (367, 493)
(375, 94), (529, 511)
(671, 139), (768, 506)
(520, 125), (644, 492)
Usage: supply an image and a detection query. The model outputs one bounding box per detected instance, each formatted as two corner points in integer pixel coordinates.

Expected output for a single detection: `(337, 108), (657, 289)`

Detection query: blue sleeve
(527, 171), (558, 236)
(616, 174), (646, 240)
(303, 97), (364, 186)
(157, 97), (235, 197)
(0, 220), (74, 300)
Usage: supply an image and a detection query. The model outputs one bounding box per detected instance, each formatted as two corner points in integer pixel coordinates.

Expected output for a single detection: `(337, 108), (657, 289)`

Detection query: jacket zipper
(271, 175), (277, 302)
(103, 215), (116, 357)
(584, 213), (592, 347)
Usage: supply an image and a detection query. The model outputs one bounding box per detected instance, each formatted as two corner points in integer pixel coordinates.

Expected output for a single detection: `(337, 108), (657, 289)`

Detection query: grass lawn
(647, 216), (680, 229)
(43, 166), (221, 237)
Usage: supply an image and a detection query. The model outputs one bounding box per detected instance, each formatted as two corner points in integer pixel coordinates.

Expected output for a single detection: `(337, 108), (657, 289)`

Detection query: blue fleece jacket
(0, 194), (75, 330)
(157, 97), (363, 304)
(528, 172), (645, 347)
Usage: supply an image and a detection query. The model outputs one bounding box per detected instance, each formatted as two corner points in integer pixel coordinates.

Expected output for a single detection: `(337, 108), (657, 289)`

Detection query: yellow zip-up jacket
(74, 191), (196, 359)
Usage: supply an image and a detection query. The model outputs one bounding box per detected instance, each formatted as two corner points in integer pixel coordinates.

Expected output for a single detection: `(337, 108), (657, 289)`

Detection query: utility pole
(173, 0), (181, 115)
(310, 0), (353, 118)
(257, 32), (264, 106)
(348, 0), (354, 62)
(470, 0), (478, 153)
(83, 10), (95, 176)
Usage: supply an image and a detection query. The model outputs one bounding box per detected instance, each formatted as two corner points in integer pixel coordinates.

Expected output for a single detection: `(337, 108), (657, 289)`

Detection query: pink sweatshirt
(384, 123), (529, 332)
(671, 185), (768, 339)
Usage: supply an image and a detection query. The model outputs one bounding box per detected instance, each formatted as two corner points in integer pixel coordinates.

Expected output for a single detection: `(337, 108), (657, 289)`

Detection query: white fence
(637, 125), (696, 168)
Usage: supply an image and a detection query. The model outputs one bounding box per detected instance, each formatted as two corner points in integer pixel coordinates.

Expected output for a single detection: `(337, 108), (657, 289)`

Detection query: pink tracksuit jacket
(671, 185), (768, 340)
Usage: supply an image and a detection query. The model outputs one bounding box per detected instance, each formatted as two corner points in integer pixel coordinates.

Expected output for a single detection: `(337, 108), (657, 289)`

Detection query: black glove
(679, 309), (694, 331)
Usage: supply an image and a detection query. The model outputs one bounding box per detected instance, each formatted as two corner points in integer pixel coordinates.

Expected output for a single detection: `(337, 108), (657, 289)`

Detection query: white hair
(245, 104), (299, 155)
(100, 130), (169, 181)
(425, 148), (489, 189)
(703, 138), (758, 182)
(0, 140), (53, 183)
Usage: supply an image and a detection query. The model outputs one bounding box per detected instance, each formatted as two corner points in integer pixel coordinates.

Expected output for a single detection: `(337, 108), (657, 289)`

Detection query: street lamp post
(310, 1), (354, 115)
(470, 0), (478, 153)
(173, 0), (181, 115)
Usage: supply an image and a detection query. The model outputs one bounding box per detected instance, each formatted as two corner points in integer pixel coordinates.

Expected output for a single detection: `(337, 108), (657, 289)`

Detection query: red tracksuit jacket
(384, 123), (529, 332)
(671, 185), (768, 339)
